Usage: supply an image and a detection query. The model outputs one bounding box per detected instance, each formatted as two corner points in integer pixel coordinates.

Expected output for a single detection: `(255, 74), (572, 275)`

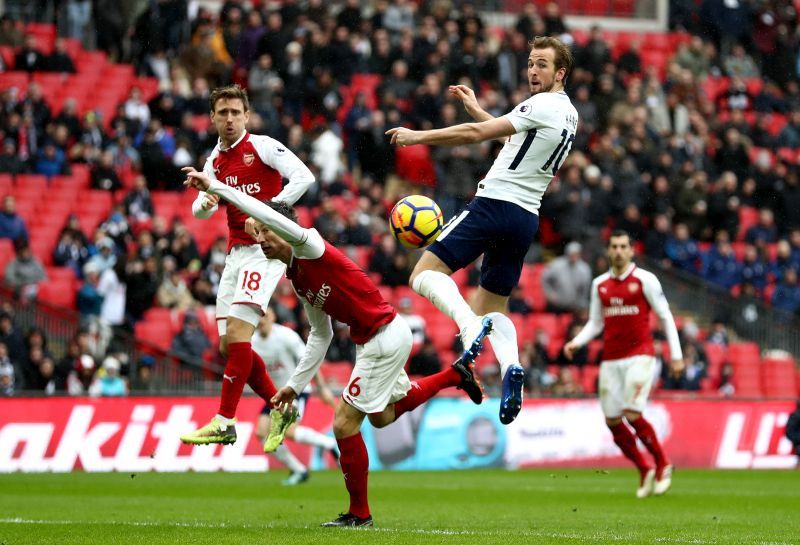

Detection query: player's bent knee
(623, 410), (641, 422)
(606, 417), (623, 428)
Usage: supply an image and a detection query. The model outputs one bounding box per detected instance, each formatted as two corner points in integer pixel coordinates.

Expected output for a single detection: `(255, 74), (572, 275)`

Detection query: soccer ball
(389, 195), (444, 249)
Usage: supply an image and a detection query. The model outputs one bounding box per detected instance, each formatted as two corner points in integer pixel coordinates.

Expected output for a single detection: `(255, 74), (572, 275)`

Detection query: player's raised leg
(255, 408), (309, 485)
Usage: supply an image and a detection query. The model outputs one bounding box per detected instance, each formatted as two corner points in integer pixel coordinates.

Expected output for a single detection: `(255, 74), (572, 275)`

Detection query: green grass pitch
(1, 469), (798, 544)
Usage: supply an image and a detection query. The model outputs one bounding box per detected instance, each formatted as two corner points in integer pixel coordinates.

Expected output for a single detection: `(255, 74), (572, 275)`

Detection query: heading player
(386, 36), (579, 425)
(180, 85), (315, 446)
(184, 168), (490, 528)
(251, 307), (338, 486)
(564, 231), (682, 498)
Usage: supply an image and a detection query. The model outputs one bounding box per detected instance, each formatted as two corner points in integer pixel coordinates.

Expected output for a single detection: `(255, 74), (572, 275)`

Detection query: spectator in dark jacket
(0, 196), (28, 243)
(665, 223), (701, 273)
(170, 311), (210, 367)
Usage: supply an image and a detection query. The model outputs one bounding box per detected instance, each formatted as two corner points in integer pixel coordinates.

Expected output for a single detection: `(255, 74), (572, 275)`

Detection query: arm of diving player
(190, 163), (219, 218)
(285, 302), (334, 396)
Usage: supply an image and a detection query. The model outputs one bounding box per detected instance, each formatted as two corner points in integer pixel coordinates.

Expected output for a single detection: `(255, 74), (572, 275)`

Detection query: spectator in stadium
(745, 208), (779, 245)
(785, 400), (800, 467)
(645, 214), (673, 266)
(397, 296), (426, 348)
(124, 255), (159, 323)
(325, 321), (356, 363)
(480, 362), (502, 398)
(14, 33), (46, 72)
(77, 261), (104, 319)
(122, 175), (154, 225)
(90, 150), (123, 192)
(66, 353), (96, 395)
(171, 311), (210, 368)
(0, 195), (29, 244)
(771, 268), (800, 318)
(702, 231), (740, 290)
(508, 285), (532, 316)
(717, 361), (736, 397)
(45, 37), (76, 73)
(340, 209), (372, 247)
(89, 355), (127, 397)
(551, 366), (583, 397)
(0, 311), (25, 365)
(25, 347), (56, 394)
(740, 244), (769, 293)
(0, 139), (27, 175)
(408, 336), (441, 376)
(665, 222), (701, 273)
(4, 240), (45, 302)
(722, 43), (759, 78)
(34, 141), (69, 178)
(130, 354), (156, 392)
(0, 14), (24, 47)
(542, 242), (592, 314)
(156, 256), (196, 311)
(0, 346), (13, 395)
(707, 171), (741, 236)
(86, 236), (117, 274)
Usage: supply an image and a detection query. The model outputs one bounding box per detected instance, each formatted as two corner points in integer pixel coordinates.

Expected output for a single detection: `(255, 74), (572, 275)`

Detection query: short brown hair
(608, 229), (633, 245)
(530, 36), (574, 81)
(209, 84), (250, 113)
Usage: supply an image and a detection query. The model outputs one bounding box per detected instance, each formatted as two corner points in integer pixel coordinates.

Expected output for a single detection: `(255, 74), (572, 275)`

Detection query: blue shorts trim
(428, 197), (539, 297)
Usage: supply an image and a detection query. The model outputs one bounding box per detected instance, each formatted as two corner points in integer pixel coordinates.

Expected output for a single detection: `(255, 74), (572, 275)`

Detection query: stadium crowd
(0, 0), (797, 396)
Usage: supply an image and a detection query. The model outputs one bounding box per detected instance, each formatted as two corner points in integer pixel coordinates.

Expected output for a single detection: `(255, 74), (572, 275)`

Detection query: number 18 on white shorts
(216, 244), (286, 335)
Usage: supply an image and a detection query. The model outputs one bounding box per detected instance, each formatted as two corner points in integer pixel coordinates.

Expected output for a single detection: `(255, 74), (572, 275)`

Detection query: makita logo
(716, 411), (796, 469)
(0, 404), (267, 472)
(224, 175), (262, 195)
(305, 283), (331, 309)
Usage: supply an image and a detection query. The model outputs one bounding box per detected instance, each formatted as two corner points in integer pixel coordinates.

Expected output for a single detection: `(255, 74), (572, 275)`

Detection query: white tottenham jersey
(476, 91), (579, 215)
(251, 323), (308, 390)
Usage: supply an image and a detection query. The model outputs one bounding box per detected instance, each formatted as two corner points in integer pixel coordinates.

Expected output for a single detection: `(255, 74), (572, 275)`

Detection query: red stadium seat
(0, 239), (14, 272)
(395, 145), (436, 187)
(0, 71), (29, 95)
(134, 320), (174, 352)
(38, 279), (75, 308)
(761, 356), (797, 398)
(581, 365), (600, 393)
(703, 342), (727, 381)
(737, 207), (759, 241)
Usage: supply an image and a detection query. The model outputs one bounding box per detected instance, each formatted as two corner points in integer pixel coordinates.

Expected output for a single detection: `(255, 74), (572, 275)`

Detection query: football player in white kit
(252, 307), (339, 485)
(564, 231), (682, 498)
(180, 85), (315, 445)
(386, 36), (579, 425)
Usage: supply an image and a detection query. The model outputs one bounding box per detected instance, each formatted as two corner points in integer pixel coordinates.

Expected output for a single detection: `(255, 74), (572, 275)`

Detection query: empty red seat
(0, 71), (29, 94)
(728, 342), (760, 366)
(761, 356), (797, 398)
(395, 145), (436, 186)
(581, 365), (601, 393)
(134, 320), (173, 351)
(38, 277), (76, 308)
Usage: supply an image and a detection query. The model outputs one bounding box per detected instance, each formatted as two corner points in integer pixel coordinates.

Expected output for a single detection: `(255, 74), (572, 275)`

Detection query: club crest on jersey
(519, 105), (529, 113)
(243, 152), (255, 166)
(628, 283), (639, 293)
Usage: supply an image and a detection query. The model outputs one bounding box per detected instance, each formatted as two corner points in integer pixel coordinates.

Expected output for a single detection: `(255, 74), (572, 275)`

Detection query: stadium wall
(0, 397), (796, 472)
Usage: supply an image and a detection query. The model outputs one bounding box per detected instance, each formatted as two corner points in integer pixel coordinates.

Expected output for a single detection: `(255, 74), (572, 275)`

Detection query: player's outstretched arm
(251, 136), (315, 205)
(386, 115), (515, 147)
(285, 303), (334, 396)
(183, 167), (308, 247)
(641, 271), (684, 362)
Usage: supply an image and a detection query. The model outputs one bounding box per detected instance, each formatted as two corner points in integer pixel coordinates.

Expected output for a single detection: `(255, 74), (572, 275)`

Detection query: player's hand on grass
(182, 166), (212, 192)
(271, 386), (297, 412)
(385, 127), (416, 147)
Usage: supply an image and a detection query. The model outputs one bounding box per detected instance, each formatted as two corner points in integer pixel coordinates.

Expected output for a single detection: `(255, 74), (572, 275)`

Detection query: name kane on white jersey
(477, 91), (579, 215)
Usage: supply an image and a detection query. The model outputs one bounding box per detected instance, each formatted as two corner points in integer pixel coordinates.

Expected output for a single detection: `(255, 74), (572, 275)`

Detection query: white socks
(412, 270), (476, 330)
(214, 414), (235, 426)
(412, 271), (520, 377)
(293, 425), (337, 450)
(485, 311), (520, 378)
(273, 444), (307, 474)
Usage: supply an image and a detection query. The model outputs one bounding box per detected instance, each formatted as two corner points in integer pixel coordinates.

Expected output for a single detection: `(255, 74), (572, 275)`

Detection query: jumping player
(180, 85), (315, 445)
(252, 307), (339, 486)
(564, 231), (681, 498)
(183, 168), (490, 527)
(386, 36), (579, 425)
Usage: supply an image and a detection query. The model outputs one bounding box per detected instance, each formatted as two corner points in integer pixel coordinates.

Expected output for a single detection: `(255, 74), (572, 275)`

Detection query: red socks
(393, 367), (461, 419)
(630, 416), (668, 469)
(337, 432), (370, 519)
(218, 342), (253, 418)
(609, 421), (651, 475)
(248, 349), (277, 406)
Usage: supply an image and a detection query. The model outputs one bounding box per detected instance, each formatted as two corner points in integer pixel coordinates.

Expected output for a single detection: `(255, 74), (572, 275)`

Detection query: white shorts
(598, 355), (655, 418)
(216, 244), (286, 335)
(342, 315), (413, 414)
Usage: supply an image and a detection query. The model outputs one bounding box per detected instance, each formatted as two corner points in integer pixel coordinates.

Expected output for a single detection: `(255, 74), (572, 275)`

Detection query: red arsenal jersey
(287, 241), (397, 345)
(206, 133), (283, 250)
(595, 266), (655, 360)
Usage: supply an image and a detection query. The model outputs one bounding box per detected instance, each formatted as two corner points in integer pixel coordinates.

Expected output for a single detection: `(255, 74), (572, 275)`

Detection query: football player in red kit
(183, 168), (491, 528)
(180, 85), (315, 446)
(564, 231), (681, 498)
